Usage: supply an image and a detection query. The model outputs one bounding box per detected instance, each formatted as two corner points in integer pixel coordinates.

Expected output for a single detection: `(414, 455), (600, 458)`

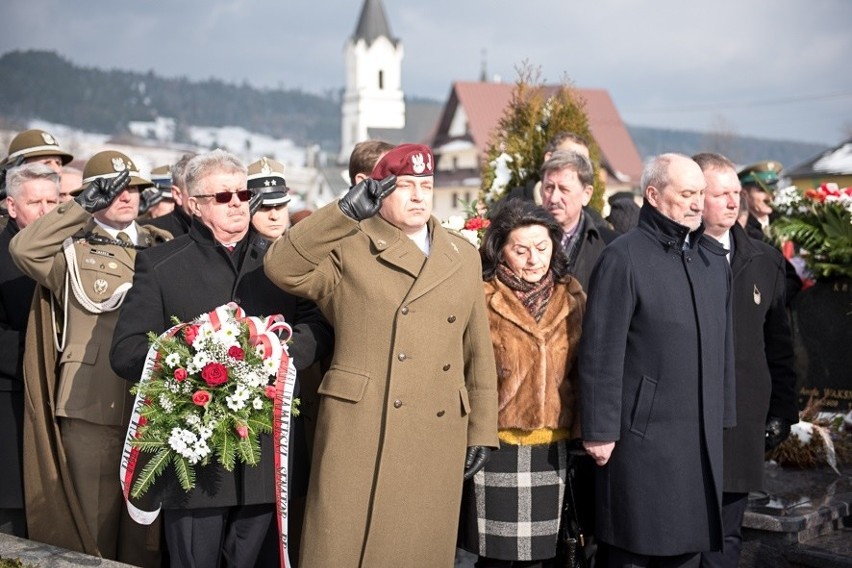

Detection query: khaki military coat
(9, 200), (170, 552)
(264, 203), (499, 568)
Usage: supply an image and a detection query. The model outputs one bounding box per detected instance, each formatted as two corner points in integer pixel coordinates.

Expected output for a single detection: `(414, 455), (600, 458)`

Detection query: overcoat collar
(188, 216), (264, 275)
(637, 202), (727, 257)
(360, 215), (464, 303)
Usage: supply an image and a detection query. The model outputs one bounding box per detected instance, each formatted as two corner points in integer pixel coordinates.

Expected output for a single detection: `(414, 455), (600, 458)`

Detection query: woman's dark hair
(480, 198), (568, 280)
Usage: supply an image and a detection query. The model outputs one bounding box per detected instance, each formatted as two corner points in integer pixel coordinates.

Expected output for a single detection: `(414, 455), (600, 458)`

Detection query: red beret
(371, 143), (434, 180)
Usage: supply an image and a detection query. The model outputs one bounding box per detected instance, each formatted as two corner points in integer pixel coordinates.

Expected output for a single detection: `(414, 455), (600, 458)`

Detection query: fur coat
(484, 275), (586, 432)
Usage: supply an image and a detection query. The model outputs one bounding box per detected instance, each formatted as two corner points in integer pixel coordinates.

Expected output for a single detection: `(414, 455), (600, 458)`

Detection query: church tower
(339, 0), (405, 163)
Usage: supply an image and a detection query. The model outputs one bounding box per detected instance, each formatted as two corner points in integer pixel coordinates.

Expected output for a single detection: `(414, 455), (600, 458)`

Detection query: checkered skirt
(458, 439), (568, 561)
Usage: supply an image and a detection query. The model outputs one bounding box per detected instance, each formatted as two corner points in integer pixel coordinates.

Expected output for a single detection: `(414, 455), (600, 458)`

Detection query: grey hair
(540, 150), (594, 187)
(185, 150), (246, 196)
(640, 153), (692, 194)
(6, 162), (60, 199)
(171, 153), (197, 191)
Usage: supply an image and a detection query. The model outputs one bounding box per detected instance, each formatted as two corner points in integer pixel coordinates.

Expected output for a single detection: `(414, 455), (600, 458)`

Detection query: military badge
(94, 278), (109, 295)
(41, 132), (56, 145)
(84, 257), (96, 265)
(112, 158), (127, 172)
(753, 284), (761, 305)
(261, 158), (272, 176)
(411, 153), (425, 175)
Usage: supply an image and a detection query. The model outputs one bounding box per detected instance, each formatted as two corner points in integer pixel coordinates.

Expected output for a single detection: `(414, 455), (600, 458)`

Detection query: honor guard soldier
(248, 157), (291, 240)
(139, 164), (176, 219)
(9, 150), (171, 566)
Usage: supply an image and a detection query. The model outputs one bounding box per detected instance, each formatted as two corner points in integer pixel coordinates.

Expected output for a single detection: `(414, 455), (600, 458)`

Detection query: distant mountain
(627, 125), (828, 170)
(0, 50), (830, 170)
(0, 50), (341, 149)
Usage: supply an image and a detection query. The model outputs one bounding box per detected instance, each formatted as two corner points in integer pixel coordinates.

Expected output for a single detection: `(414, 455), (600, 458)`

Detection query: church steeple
(352, 0), (397, 46)
(340, 0), (406, 164)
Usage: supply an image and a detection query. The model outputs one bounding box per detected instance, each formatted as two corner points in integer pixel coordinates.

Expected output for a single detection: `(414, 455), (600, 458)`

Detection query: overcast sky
(3, 0), (850, 145)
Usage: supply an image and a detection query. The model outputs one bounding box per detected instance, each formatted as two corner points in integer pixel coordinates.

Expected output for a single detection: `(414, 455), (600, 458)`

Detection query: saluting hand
(338, 175), (396, 221)
(75, 170), (131, 213)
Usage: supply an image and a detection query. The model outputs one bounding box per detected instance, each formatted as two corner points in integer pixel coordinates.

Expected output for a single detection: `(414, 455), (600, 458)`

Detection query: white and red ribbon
(120, 303), (296, 567)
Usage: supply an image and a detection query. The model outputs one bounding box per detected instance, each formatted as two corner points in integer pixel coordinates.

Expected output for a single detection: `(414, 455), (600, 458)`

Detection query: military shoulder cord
(80, 231), (146, 250)
(62, 236), (132, 313)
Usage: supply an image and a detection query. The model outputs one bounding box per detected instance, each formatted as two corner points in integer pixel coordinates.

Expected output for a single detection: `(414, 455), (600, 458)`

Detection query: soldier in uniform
(139, 164), (176, 219)
(141, 153), (197, 236)
(9, 150), (171, 566)
(248, 157), (291, 240)
(738, 161), (802, 303)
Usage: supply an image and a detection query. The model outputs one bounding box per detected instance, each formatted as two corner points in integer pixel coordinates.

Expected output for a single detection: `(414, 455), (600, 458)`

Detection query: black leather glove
(0, 155), (25, 198)
(75, 170), (130, 213)
(765, 416), (793, 451)
(249, 189), (264, 216)
(463, 446), (492, 480)
(138, 187), (162, 215)
(338, 175), (396, 221)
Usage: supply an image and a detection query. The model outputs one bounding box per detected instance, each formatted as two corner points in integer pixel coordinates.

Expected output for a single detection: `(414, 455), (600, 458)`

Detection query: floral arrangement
(771, 183), (852, 280)
(442, 199), (491, 248)
(126, 304), (295, 498)
(766, 397), (852, 473)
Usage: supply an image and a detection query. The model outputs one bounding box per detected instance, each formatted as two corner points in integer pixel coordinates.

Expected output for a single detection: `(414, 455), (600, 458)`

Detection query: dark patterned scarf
(495, 263), (555, 322)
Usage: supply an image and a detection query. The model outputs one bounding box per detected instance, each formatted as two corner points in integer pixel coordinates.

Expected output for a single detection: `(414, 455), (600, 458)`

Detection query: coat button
(437, 410), (445, 417)
(398, 353), (407, 361)
(393, 400), (403, 408)
(686, 257), (692, 263)
(401, 306), (409, 315)
(447, 315), (456, 323)
(443, 364), (451, 371)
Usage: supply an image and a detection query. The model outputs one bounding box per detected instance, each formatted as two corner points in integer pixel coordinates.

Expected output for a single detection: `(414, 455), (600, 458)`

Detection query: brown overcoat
(264, 203), (499, 568)
(10, 201), (170, 556)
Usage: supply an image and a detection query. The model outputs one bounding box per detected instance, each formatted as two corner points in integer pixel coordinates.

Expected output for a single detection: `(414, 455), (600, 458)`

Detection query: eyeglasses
(195, 189), (252, 204)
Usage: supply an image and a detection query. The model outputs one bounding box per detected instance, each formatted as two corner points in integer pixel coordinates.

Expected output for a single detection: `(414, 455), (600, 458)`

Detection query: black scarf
(495, 263), (555, 322)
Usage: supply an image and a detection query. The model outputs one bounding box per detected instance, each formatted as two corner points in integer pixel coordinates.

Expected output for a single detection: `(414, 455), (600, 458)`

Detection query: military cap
(371, 143), (434, 180)
(75, 150), (153, 195)
(5, 129), (74, 165)
(738, 160), (783, 189)
(150, 164), (173, 189)
(247, 157), (290, 206)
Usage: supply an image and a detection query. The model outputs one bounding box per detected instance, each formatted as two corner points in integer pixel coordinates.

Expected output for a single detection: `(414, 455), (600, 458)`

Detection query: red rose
(201, 362), (229, 387)
(183, 325), (200, 346)
(192, 390), (211, 407)
(235, 423), (249, 439)
(264, 385), (276, 399)
(228, 346), (245, 360)
(173, 368), (188, 382)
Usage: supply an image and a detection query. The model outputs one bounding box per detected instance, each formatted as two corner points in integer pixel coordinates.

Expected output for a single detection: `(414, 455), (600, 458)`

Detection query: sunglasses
(195, 189), (252, 204)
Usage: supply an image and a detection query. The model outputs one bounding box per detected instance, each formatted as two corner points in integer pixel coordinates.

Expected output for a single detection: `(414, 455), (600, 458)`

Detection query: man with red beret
(265, 143), (499, 567)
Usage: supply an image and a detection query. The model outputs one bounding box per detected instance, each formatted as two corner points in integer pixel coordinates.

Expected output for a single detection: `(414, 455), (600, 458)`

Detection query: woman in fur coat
(459, 199), (587, 567)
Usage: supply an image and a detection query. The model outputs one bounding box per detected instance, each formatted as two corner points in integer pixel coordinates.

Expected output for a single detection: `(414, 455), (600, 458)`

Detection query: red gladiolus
(192, 390), (211, 407)
(228, 346), (245, 360)
(201, 362), (228, 387)
(235, 423), (249, 439)
(464, 217), (489, 231)
(174, 368), (188, 382)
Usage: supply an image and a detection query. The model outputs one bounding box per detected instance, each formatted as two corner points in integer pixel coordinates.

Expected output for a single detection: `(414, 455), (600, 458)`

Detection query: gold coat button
(443, 364), (451, 371)
(393, 400), (403, 409)
(398, 353), (406, 361)
(447, 315), (456, 323)
(437, 410), (445, 417)
(401, 306), (409, 315)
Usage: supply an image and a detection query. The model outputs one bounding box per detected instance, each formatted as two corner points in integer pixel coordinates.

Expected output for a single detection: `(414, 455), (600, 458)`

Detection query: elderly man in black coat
(580, 153), (735, 567)
(694, 153), (798, 568)
(110, 150), (333, 568)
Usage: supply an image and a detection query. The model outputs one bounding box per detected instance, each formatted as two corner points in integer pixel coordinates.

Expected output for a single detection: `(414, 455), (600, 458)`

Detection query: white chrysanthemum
(185, 414), (201, 427)
(262, 357), (279, 374)
(164, 352), (181, 368)
(226, 396), (247, 411)
(214, 322), (241, 348)
(252, 397), (264, 410)
(442, 215), (465, 231)
(198, 322), (215, 341)
(197, 426), (212, 440)
(191, 351), (210, 370)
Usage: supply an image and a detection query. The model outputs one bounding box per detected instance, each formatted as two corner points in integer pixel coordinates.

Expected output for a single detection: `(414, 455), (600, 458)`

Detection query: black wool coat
(110, 218), (333, 509)
(139, 207), (192, 237)
(723, 223), (798, 493)
(579, 203), (735, 556)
